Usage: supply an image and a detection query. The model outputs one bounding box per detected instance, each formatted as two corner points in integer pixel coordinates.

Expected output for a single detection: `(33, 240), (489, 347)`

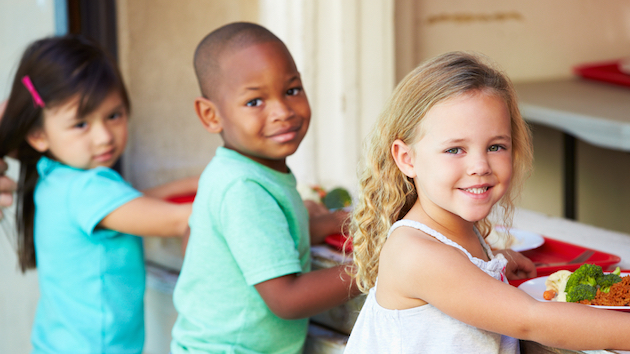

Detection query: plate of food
(518, 265), (630, 311)
(487, 226), (545, 252)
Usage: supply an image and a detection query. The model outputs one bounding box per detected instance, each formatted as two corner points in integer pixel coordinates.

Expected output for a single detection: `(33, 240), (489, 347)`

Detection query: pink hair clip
(21, 75), (45, 108)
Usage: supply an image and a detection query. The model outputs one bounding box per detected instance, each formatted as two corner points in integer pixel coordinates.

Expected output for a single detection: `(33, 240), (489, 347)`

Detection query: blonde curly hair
(350, 52), (533, 293)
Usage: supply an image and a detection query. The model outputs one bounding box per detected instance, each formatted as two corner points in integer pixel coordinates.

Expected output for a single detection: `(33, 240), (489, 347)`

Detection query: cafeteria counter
(145, 207), (630, 353)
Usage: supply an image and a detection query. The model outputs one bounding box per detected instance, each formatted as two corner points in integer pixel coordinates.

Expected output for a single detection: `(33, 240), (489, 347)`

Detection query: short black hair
(193, 22), (285, 99)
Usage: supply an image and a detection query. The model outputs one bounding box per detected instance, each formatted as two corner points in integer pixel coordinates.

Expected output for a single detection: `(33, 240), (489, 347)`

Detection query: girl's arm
(254, 264), (361, 320)
(98, 176), (198, 238)
(380, 230), (630, 351)
(99, 196), (192, 238)
(141, 176), (199, 199)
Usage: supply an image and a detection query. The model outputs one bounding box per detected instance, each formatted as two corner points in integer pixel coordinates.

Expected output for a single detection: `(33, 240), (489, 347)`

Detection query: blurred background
(1, 0), (630, 352)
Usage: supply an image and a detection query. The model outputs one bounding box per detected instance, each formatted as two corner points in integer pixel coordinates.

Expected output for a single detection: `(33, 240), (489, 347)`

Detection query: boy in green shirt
(170, 22), (360, 354)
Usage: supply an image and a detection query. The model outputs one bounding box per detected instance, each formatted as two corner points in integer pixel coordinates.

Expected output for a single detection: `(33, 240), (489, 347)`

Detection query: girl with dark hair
(0, 35), (196, 353)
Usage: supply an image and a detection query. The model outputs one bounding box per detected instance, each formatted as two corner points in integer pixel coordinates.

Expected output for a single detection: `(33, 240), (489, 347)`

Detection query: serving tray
(574, 60), (630, 88)
(508, 236), (620, 286)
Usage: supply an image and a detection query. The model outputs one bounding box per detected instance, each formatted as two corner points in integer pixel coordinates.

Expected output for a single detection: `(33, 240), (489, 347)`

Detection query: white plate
(491, 227), (545, 252)
(518, 273), (630, 311)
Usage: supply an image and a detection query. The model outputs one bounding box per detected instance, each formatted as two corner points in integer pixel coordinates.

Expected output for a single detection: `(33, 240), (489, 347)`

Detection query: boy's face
(210, 41), (311, 172)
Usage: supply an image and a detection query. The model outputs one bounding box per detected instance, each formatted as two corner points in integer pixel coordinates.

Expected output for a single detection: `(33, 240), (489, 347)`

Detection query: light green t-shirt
(171, 147), (311, 354)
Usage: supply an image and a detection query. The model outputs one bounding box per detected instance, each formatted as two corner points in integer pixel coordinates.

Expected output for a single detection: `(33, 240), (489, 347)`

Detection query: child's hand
(0, 158), (16, 221)
(494, 249), (537, 280)
(0, 100), (16, 221)
(305, 200), (349, 245)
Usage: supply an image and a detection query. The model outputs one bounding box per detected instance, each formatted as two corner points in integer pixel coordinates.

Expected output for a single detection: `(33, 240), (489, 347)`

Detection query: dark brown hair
(0, 35), (130, 272)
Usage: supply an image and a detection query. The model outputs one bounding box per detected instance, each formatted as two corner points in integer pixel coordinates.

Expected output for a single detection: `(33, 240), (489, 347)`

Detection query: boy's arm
(142, 176), (199, 199)
(254, 265), (361, 320)
(305, 200), (349, 245)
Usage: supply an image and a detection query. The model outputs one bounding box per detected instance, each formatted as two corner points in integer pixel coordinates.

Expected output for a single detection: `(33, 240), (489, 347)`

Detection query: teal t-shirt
(171, 147), (311, 354)
(30, 157), (144, 354)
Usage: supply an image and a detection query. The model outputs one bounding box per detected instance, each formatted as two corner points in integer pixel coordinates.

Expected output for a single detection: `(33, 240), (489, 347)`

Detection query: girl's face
(28, 90), (128, 170)
(395, 91), (513, 224)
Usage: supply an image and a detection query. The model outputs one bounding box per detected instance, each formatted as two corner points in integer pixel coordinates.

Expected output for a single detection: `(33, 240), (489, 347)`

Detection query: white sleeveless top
(344, 220), (520, 354)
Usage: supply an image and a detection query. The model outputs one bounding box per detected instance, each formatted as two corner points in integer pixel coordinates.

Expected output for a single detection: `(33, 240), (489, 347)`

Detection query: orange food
(578, 276), (630, 306)
(543, 290), (557, 300)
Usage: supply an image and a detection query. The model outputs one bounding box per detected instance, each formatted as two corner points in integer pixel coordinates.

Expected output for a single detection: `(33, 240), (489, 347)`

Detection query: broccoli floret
(566, 284), (597, 303)
(597, 271), (622, 293)
(565, 264), (603, 291)
(612, 266), (621, 276)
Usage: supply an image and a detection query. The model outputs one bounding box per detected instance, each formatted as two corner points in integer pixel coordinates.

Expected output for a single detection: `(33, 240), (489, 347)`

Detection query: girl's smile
(459, 184), (493, 198)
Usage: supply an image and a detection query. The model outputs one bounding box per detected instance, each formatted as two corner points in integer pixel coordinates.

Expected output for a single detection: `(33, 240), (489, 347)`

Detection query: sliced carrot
(543, 290), (557, 300)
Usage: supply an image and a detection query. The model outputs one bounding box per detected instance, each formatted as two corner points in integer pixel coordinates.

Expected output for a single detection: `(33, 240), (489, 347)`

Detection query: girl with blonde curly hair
(345, 52), (630, 353)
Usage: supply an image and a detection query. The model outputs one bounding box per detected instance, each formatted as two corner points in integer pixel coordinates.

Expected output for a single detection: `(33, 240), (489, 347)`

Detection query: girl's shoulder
(38, 157), (124, 183)
(383, 222), (460, 268)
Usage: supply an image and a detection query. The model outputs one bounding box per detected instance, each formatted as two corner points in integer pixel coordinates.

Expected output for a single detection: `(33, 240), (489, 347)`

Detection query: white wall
(0, 2), (58, 352)
(395, 0), (630, 82)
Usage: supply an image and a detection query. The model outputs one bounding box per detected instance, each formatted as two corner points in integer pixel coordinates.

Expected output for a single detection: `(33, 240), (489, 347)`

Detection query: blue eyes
(488, 145), (503, 152)
(446, 147), (462, 154)
(445, 145), (506, 154)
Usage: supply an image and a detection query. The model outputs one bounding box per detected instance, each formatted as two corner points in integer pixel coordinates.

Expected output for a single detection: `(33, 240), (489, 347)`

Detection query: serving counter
(145, 208), (630, 353)
(514, 79), (630, 220)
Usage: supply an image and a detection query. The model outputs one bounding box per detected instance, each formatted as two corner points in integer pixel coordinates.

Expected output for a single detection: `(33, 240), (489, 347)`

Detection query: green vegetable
(322, 187), (352, 210)
(566, 284), (597, 303)
(564, 264), (623, 300)
(597, 267), (622, 293)
(565, 264), (603, 290)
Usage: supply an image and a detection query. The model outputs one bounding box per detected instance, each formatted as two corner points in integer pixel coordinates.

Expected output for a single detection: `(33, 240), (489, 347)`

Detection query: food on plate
(486, 227), (518, 250)
(543, 270), (572, 301)
(542, 264), (629, 306)
(588, 276), (630, 306)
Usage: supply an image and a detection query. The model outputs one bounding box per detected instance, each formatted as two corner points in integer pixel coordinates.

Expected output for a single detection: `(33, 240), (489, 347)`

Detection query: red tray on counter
(325, 234), (352, 253)
(166, 193), (196, 204)
(508, 237), (620, 286)
(573, 60), (630, 88)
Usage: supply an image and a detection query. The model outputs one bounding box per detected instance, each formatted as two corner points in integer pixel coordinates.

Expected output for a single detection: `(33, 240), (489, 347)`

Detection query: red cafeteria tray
(508, 237), (620, 286)
(325, 234), (352, 253)
(166, 193), (196, 204)
(573, 60), (630, 88)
